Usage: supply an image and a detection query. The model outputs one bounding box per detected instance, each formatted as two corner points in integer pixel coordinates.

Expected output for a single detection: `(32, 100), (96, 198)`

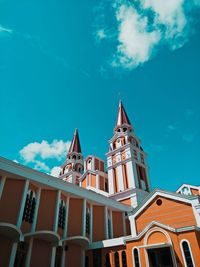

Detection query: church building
(0, 101), (200, 267)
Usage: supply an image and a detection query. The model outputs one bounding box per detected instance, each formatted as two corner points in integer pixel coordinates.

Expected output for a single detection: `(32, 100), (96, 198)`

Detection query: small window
(133, 248), (140, 267)
(114, 252), (120, 267)
(117, 129), (120, 132)
(14, 242), (28, 267)
(123, 128), (127, 132)
(78, 156), (81, 160)
(156, 199), (162, 206)
(181, 240), (194, 267)
(55, 246), (63, 267)
(122, 251), (127, 267)
(86, 208), (90, 234)
(58, 200), (66, 229)
(72, 155), (76, 160)
(22, 190), (36, 224)
(105, 253), (111, 267)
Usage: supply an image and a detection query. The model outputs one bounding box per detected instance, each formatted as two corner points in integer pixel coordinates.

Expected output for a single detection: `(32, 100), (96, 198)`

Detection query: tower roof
(115, 100), (131, 128)
(68, 128), (82, 153)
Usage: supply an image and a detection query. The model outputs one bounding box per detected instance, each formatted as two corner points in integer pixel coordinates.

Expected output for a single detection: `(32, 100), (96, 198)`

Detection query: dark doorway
(93, 249), (101, 267)
(147, 247), (174, 267)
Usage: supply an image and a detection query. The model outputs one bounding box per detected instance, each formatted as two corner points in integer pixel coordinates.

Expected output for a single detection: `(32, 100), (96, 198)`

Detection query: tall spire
(68, 128), (81, 153)
(115, 100), (131, 128)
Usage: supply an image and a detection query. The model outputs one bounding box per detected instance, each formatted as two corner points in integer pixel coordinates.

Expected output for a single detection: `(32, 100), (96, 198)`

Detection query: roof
(68, 128), (81, 153)
(115, 100), (131, 128)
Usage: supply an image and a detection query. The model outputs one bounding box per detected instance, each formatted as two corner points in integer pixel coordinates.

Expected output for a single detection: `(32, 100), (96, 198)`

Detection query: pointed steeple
(115, 100), (131, 127)
(68, 128), (81, 153)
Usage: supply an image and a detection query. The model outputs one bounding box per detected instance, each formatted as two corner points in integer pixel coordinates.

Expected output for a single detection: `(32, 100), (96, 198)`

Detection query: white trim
(31, 187), (41, 232)
(54, 190), (61, 232)
(0, 175), (6, 199)
(116, 165), (124, 191)
(180, 239), (196, 267)
(110, 210), (113, 239)
(0, 156), (132, 212)
(82, 199), (86, 237)
(63, 196), (70, 239)
(17, 179), (29, 228)
(132, 247), (141, 267)
(90, 203), (93, 243)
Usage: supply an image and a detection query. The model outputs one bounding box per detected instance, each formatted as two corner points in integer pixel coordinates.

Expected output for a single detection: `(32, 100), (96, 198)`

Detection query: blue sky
(0, 0), (200, 191)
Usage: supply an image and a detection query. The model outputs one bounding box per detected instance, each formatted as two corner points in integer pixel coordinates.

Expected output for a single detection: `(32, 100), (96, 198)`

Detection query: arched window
(133, 248), (140, 267)
(181, 240), (194, 267)
(114, 252), (120, 267)
(72, 155), (76, 160)
(23, 190), (36, 224)
(86, 207), (90, 234)
(58, 200), (66, 229)
(105, 253), (111, 267)
(122, 251), (127, 267)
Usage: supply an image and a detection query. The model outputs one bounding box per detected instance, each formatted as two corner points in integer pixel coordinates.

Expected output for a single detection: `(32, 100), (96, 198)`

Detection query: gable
(135, 196), (196, 234)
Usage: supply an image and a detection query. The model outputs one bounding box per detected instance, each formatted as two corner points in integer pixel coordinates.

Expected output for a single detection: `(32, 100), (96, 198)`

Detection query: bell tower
(59, 128), (84, 185)
(106, 101), (151, 207)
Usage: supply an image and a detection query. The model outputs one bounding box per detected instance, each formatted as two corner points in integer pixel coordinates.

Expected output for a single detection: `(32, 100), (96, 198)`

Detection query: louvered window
(122, 251), (127, 267)
(114, 252), (120, 267)
(58, 200), (66, 229)
(22, 190), (36, 224)
(86, 208), (90, 234)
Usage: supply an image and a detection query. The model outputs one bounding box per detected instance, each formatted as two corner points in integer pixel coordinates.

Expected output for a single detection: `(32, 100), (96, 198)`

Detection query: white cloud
(50, 166), (61, 177)
(19, 139), (70, 172)
(34, 160), (50, 172)
(13, 159), (19, 163)
(113, 4), (161, 68)
(95, 0), (200, 69)
(0, 25), (13, 34)
(20, 140), (71, 162)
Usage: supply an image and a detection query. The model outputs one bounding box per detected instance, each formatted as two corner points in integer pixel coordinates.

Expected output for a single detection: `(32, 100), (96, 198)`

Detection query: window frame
(180, 239), (195, 267)
(132, 247), (141, 267)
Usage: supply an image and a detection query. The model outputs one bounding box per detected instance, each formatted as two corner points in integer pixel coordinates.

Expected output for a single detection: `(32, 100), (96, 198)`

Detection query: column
(108, 169), (114, 194)
(126, 161), (136, 188)
(54, 190), (61, 232)
(17, 180), (29, 228)
(82, 199), (86, 237)
(31, 188), (41, 232)
(116, 165), (124, 191)
(8, 242), (18, 267)
(81, 249), (85, 267)
(25, 237), (33, 267)
(129, 215), (137, 237)
(90, 203), (93, 243)
(104, 206), (108, 240)
(50, 246), (56, 267)
(123, 212), (127, 236)
(110, 210), (113, 239)
(0, 175), (6, 199)
(63, 196), (70, 239)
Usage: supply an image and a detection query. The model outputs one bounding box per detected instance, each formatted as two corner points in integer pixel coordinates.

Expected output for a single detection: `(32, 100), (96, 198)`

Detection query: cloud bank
(95, 0), (200, 69)
(19, 140), (70, 173)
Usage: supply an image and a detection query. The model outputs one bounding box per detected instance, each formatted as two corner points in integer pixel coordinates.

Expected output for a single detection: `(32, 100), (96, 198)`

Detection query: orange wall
(0, 236), (12, 267)
(93, 206), (105, 242)
(91, 174), (96, 188)
(99, 176), (104, 191)
(95, 159), (99, 171)
(30, 238), (51, 267)
(67, 198), (82, 237)
(0, 178), (25, 224)
(36, 189), (57, 231)
(120, 198), (131, 206)
(191, 188), (199, 195)
(65, 243), (82, 267)
(112, 211), (124, 238)
(81, 177), (87, 188)
(135, 196), (196, 233)
(126, 219), (131, 235)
